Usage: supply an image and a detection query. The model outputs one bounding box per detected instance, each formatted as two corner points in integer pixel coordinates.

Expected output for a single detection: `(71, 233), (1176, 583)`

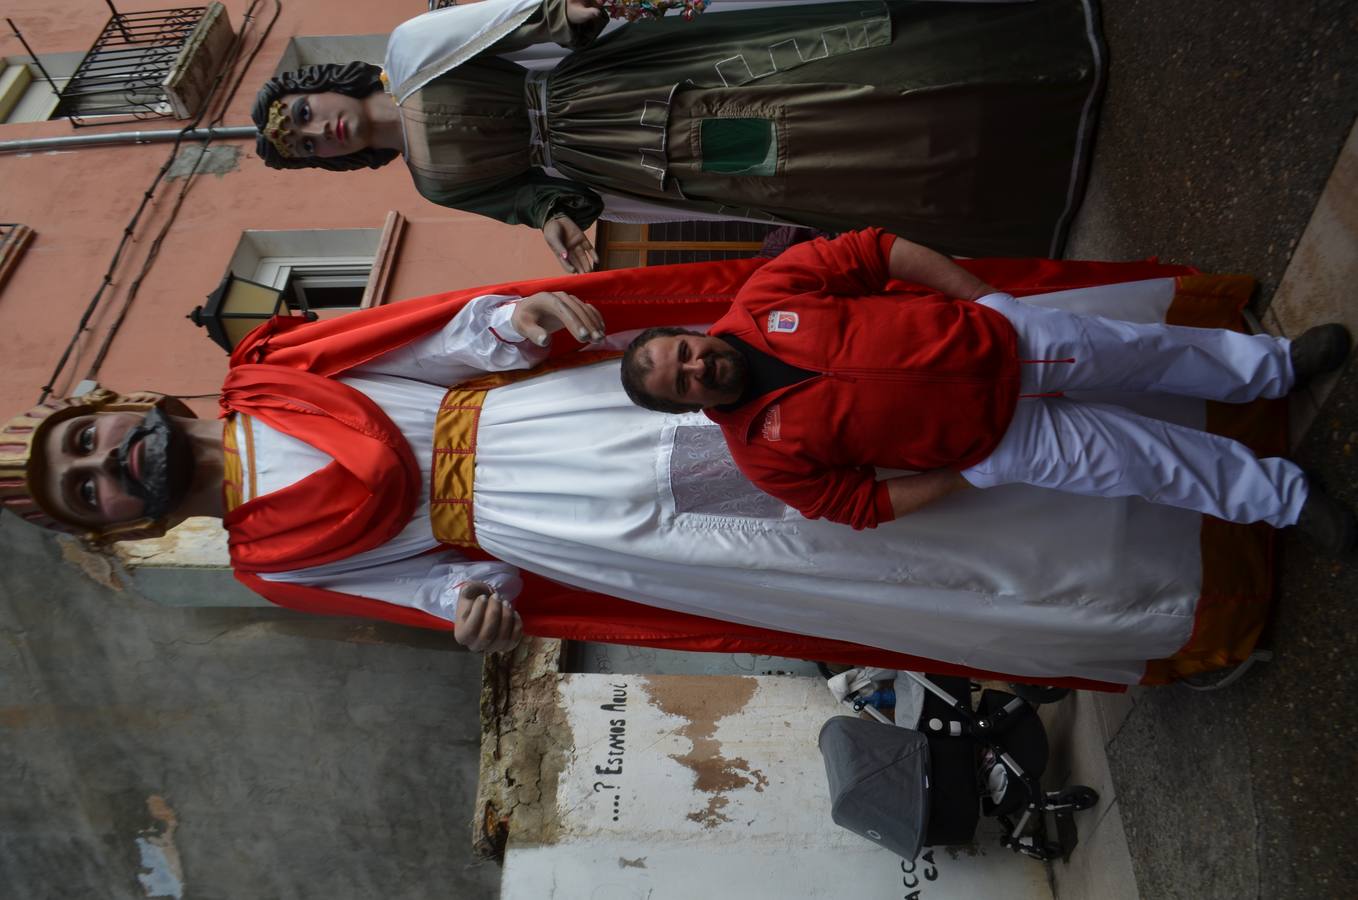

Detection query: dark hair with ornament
(252, 61), (400, 172)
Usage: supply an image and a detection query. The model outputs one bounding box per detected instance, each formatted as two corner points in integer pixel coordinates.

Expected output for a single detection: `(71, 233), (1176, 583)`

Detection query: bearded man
(0, 255), (1302, 690)
(619, 229), (1354, 542)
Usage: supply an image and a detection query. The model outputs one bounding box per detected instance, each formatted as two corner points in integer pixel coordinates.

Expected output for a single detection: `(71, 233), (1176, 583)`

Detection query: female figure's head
(252, 62), (401, 171)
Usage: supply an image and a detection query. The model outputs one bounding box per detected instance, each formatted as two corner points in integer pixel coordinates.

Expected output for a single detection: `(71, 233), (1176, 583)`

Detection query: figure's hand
(543, 215), (599, 274)
(453, 581), (524, 653)
(566, 0), (605, 25)
(511, 291), (606, 347)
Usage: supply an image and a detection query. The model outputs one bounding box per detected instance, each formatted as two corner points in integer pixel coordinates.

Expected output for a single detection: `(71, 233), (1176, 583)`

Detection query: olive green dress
(400, 0), (1103, 258)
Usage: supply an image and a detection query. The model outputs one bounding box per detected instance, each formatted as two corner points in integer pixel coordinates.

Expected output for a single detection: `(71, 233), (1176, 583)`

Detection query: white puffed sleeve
(259, 549), (524, 625)
(350, 294), (548, 385)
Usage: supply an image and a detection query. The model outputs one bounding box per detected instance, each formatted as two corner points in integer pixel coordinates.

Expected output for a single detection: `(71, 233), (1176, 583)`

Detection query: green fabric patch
(701, 118), (778, 176)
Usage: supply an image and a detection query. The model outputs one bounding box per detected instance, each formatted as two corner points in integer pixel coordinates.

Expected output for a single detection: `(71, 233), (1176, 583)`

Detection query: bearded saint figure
(2, 253), (1288, 691)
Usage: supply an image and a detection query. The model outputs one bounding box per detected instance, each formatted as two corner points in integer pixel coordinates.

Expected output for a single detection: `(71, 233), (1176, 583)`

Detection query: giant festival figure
(251, 0), (1105, 272)
(0, 254), (1316, 692)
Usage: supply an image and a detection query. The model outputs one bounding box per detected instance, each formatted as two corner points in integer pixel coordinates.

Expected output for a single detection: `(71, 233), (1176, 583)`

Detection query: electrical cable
(84, 0), (279, 381)
(209, 0), (282, 128)
(35, 0), (279, 403)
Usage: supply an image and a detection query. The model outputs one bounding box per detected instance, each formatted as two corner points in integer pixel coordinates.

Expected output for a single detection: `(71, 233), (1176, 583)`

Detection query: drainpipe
(0, 126), (257, 154)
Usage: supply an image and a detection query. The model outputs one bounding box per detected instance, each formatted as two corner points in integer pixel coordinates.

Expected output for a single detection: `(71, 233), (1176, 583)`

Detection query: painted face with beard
(113, 406), (195, 520)
(39, 406), (196, 529)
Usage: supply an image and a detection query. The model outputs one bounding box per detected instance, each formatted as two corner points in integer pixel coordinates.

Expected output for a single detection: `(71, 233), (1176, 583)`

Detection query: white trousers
(961, 293), (1308, 527)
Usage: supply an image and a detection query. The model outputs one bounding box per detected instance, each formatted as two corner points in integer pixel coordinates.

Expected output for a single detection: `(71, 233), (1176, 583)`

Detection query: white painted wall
(502, 674), (1052, 900)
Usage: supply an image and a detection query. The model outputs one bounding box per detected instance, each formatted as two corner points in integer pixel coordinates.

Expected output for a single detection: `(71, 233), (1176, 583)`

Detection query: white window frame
(255, 253), (371, 283)
(222, 218), (405, 317)
(256, 257), (373, 310)
(2, 54), (84, 123)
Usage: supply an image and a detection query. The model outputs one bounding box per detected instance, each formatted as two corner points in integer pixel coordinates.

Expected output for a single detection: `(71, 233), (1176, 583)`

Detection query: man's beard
(702, 346), (748, 398)
(114, 406), (195, 520)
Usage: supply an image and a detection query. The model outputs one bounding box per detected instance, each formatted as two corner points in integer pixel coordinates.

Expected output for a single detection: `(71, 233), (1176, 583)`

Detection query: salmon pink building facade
(0, 0), (574, 425)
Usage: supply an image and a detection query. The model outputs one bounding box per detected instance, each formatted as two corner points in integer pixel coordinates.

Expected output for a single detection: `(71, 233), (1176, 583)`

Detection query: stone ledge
(474, 636), (567, 861)
(163, 3), (236, 119)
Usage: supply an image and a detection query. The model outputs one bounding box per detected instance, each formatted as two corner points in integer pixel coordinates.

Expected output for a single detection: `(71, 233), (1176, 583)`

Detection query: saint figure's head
(1, 388), (202, 542)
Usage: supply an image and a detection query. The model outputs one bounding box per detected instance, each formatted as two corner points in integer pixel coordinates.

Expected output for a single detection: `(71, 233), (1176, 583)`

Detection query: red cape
(224, 255), (1194, 691)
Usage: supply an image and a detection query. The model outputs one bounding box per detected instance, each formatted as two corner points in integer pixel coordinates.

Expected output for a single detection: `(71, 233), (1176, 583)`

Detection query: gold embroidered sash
(430, 350), (620, 548)
(221, 413), (256, 514)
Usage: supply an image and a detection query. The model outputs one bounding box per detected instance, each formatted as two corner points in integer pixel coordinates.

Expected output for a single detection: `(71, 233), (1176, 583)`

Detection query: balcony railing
(54, 6), (209, 124)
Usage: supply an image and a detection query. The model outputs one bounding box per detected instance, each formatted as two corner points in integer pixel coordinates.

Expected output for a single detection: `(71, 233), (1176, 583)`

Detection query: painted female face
(274, 91), (371, 158)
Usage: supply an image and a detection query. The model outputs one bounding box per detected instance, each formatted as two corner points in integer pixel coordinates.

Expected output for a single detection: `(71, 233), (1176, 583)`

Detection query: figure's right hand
(542, 216), (599, 274)
(453, 581), (524, 653)
(511, 291), (606, 347)
(565, 0), (605, 25)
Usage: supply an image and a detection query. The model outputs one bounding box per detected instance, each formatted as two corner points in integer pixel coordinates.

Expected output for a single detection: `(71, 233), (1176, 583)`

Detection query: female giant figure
(252, 0), (1105, 271)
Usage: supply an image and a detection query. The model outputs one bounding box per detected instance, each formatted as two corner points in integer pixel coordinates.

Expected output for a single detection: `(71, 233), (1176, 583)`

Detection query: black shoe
(1293, 483), (1358, 556)
(1290, 324), (1352, 390)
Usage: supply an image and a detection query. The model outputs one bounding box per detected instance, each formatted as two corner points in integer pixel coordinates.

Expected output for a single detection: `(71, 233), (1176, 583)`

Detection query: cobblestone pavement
(1065, 2), (1358, 897)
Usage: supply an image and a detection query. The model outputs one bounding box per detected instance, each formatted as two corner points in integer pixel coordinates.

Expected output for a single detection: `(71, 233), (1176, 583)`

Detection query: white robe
(246, 280), (1211, 685)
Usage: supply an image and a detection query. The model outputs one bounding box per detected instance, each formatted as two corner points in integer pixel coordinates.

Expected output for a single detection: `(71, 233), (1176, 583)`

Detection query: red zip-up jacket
(704, 229), (1019, 529)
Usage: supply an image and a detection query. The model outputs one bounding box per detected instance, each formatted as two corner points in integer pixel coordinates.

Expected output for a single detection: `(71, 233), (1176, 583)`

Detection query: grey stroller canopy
(818, 716), (930, 861)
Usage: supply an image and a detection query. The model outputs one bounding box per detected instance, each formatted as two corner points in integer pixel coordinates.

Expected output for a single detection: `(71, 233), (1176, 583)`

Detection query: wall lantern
(188, 272), (316, 353)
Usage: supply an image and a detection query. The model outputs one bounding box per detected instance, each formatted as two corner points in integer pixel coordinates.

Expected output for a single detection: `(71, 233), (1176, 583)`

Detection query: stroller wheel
(1018, 841), (1064, 861)
(1057, 785), (1100, 811)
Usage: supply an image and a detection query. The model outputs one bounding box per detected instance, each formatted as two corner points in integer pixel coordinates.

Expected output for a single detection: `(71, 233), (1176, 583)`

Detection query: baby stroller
(818, 672), (1099, 862)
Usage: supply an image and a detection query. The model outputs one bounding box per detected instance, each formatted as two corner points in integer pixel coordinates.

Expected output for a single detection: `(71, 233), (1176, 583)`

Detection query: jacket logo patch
(767, 310), (799, 333)
(760, 404), (782, 442)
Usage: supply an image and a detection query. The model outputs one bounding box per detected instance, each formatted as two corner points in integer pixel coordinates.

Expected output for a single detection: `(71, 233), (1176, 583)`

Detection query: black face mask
(114, 406), (194, 521)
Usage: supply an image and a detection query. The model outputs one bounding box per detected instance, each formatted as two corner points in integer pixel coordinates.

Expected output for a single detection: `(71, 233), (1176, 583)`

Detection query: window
(272, 35), (388, 74)
(253, 253), (375, 312)
(596, 221), (781, 269)
(3, 5), (234, 125)
(228, 228), (381, 313)
(56, 6), (213, 121)
(0, 54), (83, 123)
(195, 217), (406, 350)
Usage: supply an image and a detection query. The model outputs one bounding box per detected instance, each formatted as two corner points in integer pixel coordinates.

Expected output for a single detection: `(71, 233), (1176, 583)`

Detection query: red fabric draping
(220, 364), (422, 572)
(224, 252), (1200, 691)
(227, 257), (770, 375)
